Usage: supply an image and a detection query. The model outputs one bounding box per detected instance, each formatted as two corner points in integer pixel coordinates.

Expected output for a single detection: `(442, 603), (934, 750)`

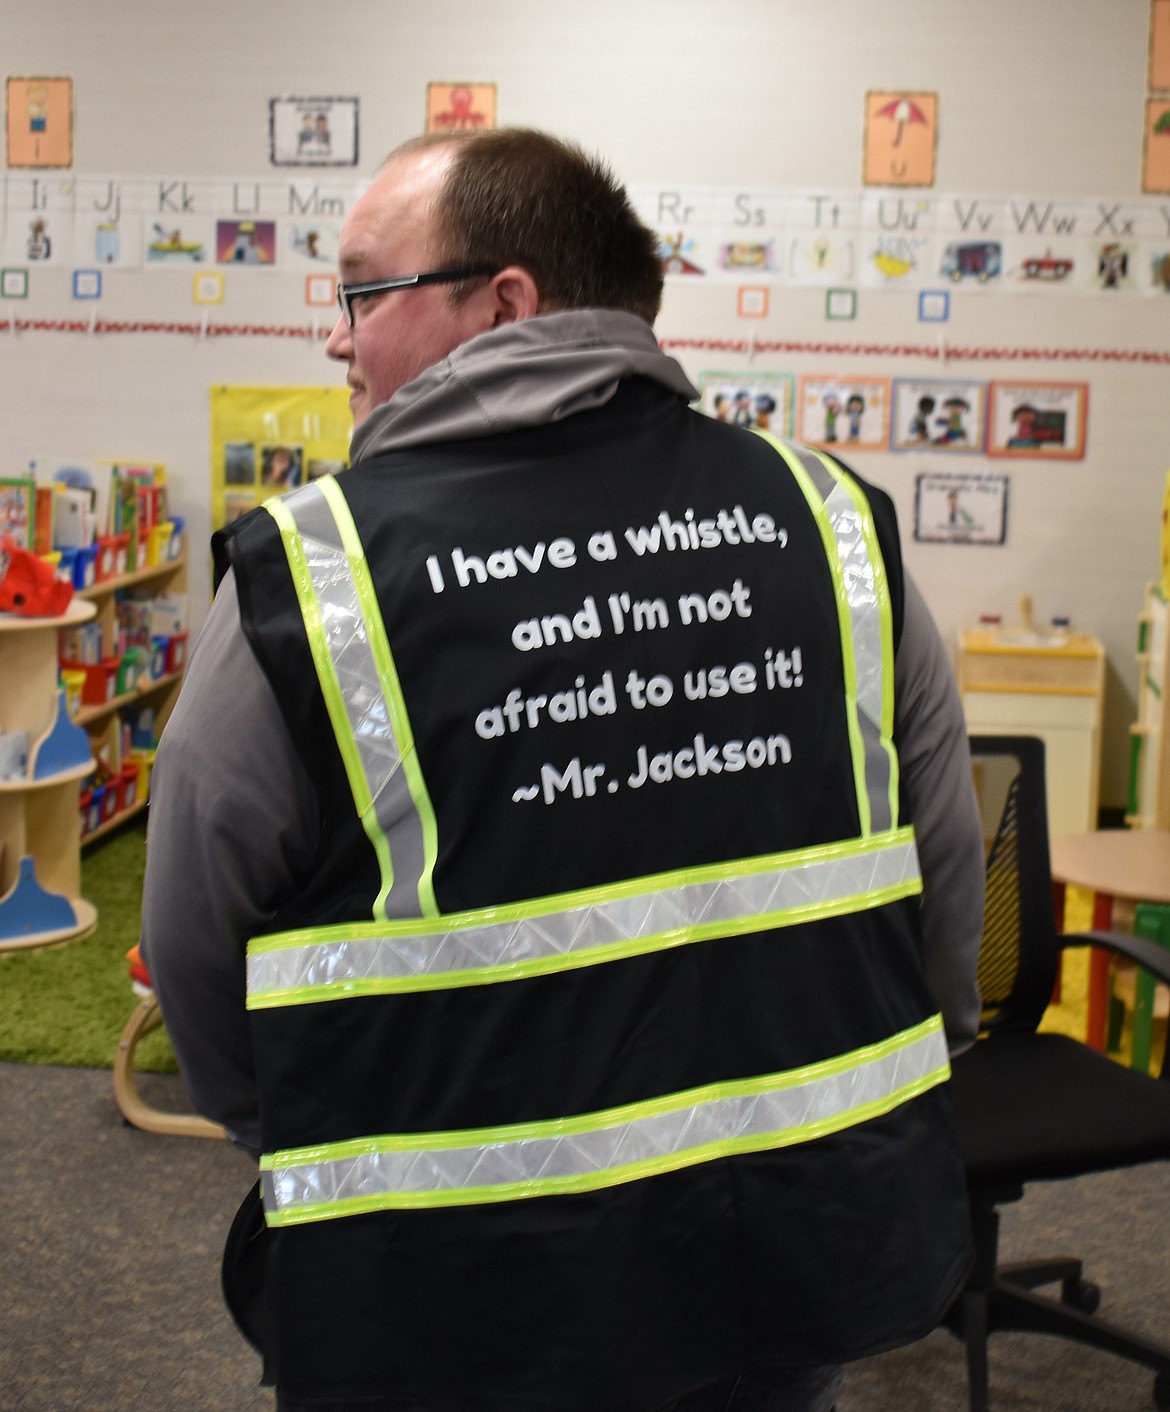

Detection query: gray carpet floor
(2, 1060), (1167, 1411)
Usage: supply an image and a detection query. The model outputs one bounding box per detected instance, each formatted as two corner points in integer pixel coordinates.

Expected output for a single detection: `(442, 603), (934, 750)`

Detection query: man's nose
(325, 312), (352, 360)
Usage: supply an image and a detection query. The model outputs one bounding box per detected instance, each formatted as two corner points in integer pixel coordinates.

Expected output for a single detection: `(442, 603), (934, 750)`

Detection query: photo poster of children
(914, 471), (1008, 546)
(269, 97), (360, 167)
(697, 373), (794, 437)
(796, 376), (891, 451)
(986, 381), (1088, 459)
(210, 386), (353, 531)
(891, 378), (987, 453)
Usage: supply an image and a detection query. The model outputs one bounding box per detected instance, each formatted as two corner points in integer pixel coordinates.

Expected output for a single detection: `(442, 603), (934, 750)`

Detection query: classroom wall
(1, 0), (1166, 809)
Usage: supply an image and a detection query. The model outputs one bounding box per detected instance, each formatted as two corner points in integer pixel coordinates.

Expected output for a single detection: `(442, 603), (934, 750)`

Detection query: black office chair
(946, 735), (1170, 1412)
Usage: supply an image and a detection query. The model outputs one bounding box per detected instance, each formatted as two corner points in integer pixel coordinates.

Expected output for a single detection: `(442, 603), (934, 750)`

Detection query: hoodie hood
(348, 309), (698, 465)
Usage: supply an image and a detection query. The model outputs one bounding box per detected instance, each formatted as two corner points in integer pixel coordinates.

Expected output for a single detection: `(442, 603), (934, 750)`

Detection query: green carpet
(0, 818), (177, 1071)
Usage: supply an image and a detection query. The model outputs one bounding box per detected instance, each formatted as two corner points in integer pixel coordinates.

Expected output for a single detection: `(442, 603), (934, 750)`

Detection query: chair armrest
(1058, 929), (1170, 986)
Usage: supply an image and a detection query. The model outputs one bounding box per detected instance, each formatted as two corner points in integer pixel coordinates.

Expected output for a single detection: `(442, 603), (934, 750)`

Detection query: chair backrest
(968, 735), (1062, 1036)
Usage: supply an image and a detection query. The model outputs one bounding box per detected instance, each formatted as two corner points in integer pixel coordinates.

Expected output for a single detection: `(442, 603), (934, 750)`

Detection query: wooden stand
(113, 991), (226, 1140)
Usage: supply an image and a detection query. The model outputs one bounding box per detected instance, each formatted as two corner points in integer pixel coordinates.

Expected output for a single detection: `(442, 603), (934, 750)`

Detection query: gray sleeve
(138, 569), (319, 1153)
(895, 574), (984, 1055)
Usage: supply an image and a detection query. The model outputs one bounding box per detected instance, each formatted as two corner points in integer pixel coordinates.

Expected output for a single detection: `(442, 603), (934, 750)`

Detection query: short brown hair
(386, 128), (663, 324)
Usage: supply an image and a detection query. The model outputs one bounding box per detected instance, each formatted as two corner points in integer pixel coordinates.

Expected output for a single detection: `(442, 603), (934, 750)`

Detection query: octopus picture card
(426, 83), (496, 133)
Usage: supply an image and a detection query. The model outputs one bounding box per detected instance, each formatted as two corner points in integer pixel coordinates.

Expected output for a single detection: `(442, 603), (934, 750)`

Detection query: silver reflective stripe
(247, 830), (921, 1006)
(259, 1015), (948, 1222)
(266, 479), (434, 920)
(753, 435), (897, 834)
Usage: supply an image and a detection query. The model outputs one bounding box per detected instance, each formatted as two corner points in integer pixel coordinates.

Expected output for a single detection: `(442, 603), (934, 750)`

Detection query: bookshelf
(72, 546), (188, 846)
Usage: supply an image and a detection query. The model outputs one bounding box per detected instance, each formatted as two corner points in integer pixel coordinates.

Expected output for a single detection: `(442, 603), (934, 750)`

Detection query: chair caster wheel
(1154, 1369), (1170, 1409)
(1060, 1278), (1100, 1314)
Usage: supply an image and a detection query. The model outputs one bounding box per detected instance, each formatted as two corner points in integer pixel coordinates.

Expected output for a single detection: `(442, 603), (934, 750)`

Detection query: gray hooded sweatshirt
(140, 310), (983, 1154)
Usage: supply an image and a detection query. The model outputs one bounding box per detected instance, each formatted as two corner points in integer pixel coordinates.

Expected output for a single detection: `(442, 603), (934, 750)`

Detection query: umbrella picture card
(863, 91), (937, 187)
(797, 376), (891, 452)
(986, 381), (1088, 460)
(891, 378), (987, 453)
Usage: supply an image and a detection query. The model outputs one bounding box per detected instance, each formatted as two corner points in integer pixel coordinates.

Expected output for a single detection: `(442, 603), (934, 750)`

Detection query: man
(141, 128), (983, 1412)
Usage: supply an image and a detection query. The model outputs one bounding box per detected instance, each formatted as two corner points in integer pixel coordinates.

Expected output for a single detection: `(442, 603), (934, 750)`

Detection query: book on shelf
(52, 486), (96, 549)
(33, 487), (55, 556)
(0, 476), (35, 549)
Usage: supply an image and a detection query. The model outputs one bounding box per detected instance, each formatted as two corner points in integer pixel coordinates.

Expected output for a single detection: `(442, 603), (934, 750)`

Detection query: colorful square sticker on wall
(426, 83), (496, 133)
(863, 92), (937, 187)
(7, 77), (73, 168)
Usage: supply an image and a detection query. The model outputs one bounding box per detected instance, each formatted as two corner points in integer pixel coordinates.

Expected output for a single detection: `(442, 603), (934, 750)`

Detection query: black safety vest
(216, 378), (971, 1410)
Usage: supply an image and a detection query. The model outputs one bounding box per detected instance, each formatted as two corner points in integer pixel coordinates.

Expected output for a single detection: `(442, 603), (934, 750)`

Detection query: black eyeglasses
(336, 265), (500, 327)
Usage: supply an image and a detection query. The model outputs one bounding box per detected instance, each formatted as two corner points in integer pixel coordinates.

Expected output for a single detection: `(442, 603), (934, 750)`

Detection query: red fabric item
(126, 943), (153, 988)
(0, 536), (73, 617)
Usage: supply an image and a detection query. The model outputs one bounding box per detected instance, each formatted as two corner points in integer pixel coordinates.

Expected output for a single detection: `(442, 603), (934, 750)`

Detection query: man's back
(222, 353), (971, 1408)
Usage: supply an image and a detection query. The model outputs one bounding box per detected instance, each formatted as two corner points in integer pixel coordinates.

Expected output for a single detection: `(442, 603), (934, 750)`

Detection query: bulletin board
(209, 386), (352, 532)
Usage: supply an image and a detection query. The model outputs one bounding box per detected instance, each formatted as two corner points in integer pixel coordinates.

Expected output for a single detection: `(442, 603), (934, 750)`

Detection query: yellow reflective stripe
(809, 448), (901, 833)
(264, 495), (395, 913)
(259, 1015), (949, 1223)
(315, 476), (441, 917)
(246, 828), (921, 1007)
(754, 431), (873, 834)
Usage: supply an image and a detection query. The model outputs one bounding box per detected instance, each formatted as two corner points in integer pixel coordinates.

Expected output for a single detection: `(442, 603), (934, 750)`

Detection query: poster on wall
(6, 77), (72, 168)
(1143, 99), (1170, 194)
(145, 218), (211, 264)
(796, 375), (891, 451)
(890, 378), (987, 452)
(426, 83), (497, 133)
(216, 219), (277, 266)
(269, 98), (359, 167)
(4, 199), (74, 267)
(914, 472), (1009, 546)
(986, 381), (1088, 459)
(209, 386), (352, 531)
(696, 372), (794, 435)
(863, 91), (937, 187)
(1151, 0), (1170, 90)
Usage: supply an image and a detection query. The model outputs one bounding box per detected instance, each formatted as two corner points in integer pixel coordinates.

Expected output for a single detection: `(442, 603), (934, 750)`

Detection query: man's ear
(488, 265), (541, 325)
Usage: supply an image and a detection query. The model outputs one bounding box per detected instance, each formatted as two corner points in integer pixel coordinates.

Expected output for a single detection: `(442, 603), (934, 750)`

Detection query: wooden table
(1050, 829), (1170, 1053)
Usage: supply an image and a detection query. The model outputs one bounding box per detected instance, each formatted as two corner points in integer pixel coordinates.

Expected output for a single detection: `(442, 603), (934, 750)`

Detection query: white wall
(1, 0), (1165, 808)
